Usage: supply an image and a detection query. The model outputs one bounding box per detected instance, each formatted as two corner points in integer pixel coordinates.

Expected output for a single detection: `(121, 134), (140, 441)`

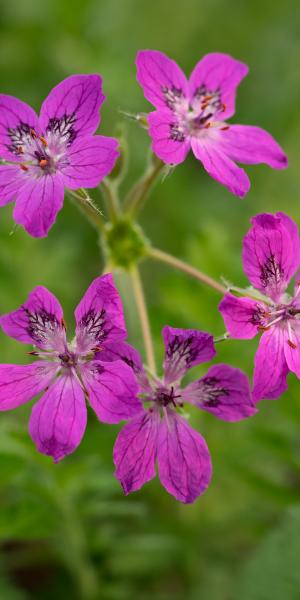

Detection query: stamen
(221, 103), (226, 112)
(61, 318), (67, 330)
(288, 340), (297, 349)
(20, 164), (29, 172)
(220, 126), (230, 131)
(39, 159), (48, 168)
(39, 135), (48, 147)
(30, 128), (37, 139)
(16, 146), (24, 154)
(204, 122), (211, 129)
(258, 325), (270, 331)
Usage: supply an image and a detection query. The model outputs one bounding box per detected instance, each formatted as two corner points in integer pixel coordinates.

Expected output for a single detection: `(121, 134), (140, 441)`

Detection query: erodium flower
(219, 213), (300, 402)
(136, 50), (287, 197)
(99, 327), (256, 503)
(0, 274), (140, 461)
(0, 75), (119, 237)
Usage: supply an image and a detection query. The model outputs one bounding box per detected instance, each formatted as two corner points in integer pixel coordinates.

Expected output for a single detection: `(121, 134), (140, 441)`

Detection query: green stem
(130, 266), (156, 373)
(124, 155), (165, 216)
(100, 179), (121, 222)
(67, 189), (106, 233)
(149, 247), (227, 295)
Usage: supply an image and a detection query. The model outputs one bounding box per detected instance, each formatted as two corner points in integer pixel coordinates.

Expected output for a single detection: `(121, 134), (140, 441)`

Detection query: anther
(39, 159), (48, 168)
(288, 340), (297, 349)
(61, 318), (67, 330)
(204, 122), (211, 129)
(221, 103), (226, 112)
(39, 135), (48, 147)
(28, 351), (39, 355)
(30, 128), (37, 139)
(221, 126), (230, 131)
(258, 325), (270, 331)
(16, 146), (24, 154)
(20, 164), (29, 172)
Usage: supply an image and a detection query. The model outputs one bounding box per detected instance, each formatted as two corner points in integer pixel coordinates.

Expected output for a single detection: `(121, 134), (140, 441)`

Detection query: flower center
(164, 84), (228, 142)
(7, 114), (76, 178)
(58, 351), (78, 369)
(153, 385), (182, 408)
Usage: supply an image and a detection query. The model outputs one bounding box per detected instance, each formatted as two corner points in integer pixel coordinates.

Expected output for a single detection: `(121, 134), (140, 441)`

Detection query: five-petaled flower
(136, 50), (287, 197)
(0, 274), (140, 462)
(99, 327), (256, 503)
(219, 212), (300, 402)
(0, 75), (119, 237)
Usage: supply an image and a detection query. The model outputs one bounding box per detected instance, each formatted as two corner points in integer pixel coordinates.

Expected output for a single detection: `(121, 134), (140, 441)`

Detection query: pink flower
(0, 274), (140, 462)
(100, 327), (255, 503)
(219, 213), (300, 401)
(136, 50), (287, 197)
(0, 75), (119, 237)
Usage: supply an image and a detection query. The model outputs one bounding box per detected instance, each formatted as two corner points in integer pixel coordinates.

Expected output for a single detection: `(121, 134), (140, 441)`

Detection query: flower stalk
(129, 265), (156, 374)
(148, 247), (227, 294)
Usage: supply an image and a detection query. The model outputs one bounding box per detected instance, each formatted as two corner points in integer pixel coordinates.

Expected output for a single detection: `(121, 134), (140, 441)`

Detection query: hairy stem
(67, 189), (106, 233)
(149, 247), (227, 295)
(124, 155), (165, 216)
(130, 266), (156, 373)
(100, 179), (121, 222)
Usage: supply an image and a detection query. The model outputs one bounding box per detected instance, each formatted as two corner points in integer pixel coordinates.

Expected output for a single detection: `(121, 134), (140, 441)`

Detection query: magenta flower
(100, 327), (255, 503)
(219, 213), (300, 402)
(136, 50), (287, 197)
(0, 75), (119, 237)
(0, 274), (140, 461)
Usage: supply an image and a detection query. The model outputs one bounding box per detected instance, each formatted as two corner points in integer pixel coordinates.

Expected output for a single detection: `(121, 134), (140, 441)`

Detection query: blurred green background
(1, 0), (300, 598)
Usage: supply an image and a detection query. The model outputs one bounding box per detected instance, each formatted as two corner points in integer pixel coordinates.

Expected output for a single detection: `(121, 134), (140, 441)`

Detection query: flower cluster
(0, 50), (294, 504)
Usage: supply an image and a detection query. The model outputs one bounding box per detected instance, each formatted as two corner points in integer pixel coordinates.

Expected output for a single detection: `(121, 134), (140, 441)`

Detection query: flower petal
(188, 53), (248, 120)
(60, 135), (119, 190)
(283, 322), (300, 380)
(218, 293), (261, 339)
(0, 94), (40, 161)
(148, 110), (190, 165)
(253, 327), (288, 402)
(29, 373), (87, 462)
(191, 136), (250, 198)
(39, 74), (105, 140)
(113, 409), (160, 495)
(182, 363), (256, 421)
(218, 125), (287, 169)
(0, 164), (25, 207)
(189, 52), (249, 119)
(75, 274), (127, 353)
(81, 359), (141, 424)
(162, 326), (216, 385)
(0, 285), (66, 351)
(136, 50), (188, 111)
(13, 173), (65, 238)
(242, 213), (300, 301)
(0, 361), (58, 410)
(157, 412), (212, 503)
(97, 341), (150, 391)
